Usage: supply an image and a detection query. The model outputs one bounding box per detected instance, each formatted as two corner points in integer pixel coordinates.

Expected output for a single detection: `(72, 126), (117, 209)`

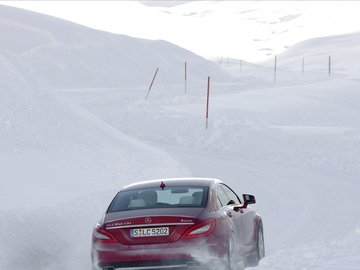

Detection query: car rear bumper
(95, 259), (223, 270)
(92, 237), (224, 270)
(95, 258), (199, 270)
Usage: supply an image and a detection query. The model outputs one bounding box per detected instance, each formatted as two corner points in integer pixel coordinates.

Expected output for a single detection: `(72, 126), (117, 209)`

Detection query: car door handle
(226, 211), (233, 218)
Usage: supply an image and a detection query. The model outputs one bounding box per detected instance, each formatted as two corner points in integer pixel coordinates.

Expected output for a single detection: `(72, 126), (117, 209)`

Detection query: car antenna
(160, 181), (166, 190)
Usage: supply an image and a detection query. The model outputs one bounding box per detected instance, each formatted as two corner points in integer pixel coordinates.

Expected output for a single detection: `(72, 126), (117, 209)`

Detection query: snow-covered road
(56, 70), (360, 269)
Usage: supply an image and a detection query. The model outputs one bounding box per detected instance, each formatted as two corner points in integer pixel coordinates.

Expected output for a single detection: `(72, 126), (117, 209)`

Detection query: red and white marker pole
(185, 61), (187, 94)
(145, 67), (159, 100)
(205, 76), (210, 129)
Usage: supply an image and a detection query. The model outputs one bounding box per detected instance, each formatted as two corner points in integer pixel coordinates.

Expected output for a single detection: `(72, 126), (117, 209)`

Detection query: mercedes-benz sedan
(91, 178), (264, 270)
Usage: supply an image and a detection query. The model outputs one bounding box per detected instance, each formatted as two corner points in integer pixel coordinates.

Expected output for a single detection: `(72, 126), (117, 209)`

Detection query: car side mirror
(232, 194), (256, 211)
(243, 194), (256, 204)
(241, 194), (256, 209)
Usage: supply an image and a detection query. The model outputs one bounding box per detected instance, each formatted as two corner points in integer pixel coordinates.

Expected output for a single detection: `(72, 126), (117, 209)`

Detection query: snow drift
(0, 4), (232, 89)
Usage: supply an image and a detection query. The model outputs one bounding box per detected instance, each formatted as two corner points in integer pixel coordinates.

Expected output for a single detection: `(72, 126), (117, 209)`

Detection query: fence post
(218, 56), (223, 65)
(302, 57), (305, 74)
(274, 55), (277, 83)
(185, 61), (187, 94)
(328, 55), (331, 77)
(205, 76), (210, 130)
(145, 67), (159, 100)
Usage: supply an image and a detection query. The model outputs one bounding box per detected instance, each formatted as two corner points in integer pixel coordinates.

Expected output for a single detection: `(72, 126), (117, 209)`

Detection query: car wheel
(257, 224), (265, 260)
(226, 236), (237, 270)
(246, 223), (265, 267)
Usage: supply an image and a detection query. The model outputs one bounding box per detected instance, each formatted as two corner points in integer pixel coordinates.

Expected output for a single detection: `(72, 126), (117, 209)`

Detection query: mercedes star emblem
(145, 217), (152, 224)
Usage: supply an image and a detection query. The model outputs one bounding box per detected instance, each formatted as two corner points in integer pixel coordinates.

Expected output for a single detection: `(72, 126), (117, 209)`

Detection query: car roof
(121, 177), (222, 191)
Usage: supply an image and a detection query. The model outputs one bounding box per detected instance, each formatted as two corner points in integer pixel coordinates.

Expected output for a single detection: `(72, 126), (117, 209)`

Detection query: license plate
(130, 227), (169, 238)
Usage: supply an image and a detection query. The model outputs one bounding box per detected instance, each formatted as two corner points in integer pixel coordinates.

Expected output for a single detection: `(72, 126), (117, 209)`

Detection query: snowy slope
(3, 1), (360, 62)
(268, 32), (360, 75)
(0, 4), (231, 89)
(0, 47), (189, 205)
(1, 3), (360, 270)
(0, 45), (192, 268)
(0, 7), (193, 268)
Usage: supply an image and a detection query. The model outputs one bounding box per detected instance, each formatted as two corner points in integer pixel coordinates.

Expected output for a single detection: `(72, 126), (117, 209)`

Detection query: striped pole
(185, 61), (187, 94)
(205, 76), (210, 129)
(145, 67), (159, 100)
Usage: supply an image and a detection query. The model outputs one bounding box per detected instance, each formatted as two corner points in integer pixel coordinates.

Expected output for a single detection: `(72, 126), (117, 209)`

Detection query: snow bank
(267, 32), (360, 75)
(0, 4), (232, 89)
(0, 8), (193, 268)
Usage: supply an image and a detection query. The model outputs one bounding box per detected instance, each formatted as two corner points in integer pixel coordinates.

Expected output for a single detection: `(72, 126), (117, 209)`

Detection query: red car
(91, 178), (264, 270)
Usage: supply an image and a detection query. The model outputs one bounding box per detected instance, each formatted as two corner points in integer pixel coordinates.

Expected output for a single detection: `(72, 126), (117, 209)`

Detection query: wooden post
(302, 57), (305, 74)
(218, 56), (223, 65)
(274, 55), (277, 83)
(145, 67), (159, 100)
(328, 55), (331, 77)
(205, 76), (210, 129)
(185, 61), (187, 94)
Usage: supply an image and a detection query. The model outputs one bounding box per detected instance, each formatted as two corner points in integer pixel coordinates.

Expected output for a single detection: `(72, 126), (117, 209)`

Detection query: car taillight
(93, 225), (117, 243)
(182, 219), (216, 239)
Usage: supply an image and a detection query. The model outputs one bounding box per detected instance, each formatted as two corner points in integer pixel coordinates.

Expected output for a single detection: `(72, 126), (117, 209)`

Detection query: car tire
(226, 235), (237, 270)
(257, 223), (265, 261)
(246, 222), (265, 267)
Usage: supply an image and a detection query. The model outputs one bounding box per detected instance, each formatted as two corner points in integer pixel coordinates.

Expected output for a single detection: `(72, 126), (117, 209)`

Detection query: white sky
(2, 1), (360, 62)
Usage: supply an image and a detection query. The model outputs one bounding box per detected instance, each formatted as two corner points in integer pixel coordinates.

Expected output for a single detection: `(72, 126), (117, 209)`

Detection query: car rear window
(107, 186), (208, 213)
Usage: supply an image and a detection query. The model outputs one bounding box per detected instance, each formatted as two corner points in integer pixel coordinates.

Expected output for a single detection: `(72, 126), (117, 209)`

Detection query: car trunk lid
(104, 208), (203, 244)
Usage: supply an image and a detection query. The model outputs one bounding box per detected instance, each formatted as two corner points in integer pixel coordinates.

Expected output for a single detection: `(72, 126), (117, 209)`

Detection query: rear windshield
(108, 186), (208, 213)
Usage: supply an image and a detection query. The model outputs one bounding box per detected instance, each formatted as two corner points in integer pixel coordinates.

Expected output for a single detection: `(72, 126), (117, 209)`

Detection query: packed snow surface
(1, 3), (360, 270)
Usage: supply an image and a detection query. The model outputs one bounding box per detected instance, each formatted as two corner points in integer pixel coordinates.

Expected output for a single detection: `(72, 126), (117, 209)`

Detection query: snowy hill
(0, 46), (191, 212)
(219, 31), (360, 89)
(0, 6), (193, 268)
(5, 1), (360, 63)
(136, 0), (360, 62)
(0, 4), (231, 89)
(267, 32), (360, 74)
